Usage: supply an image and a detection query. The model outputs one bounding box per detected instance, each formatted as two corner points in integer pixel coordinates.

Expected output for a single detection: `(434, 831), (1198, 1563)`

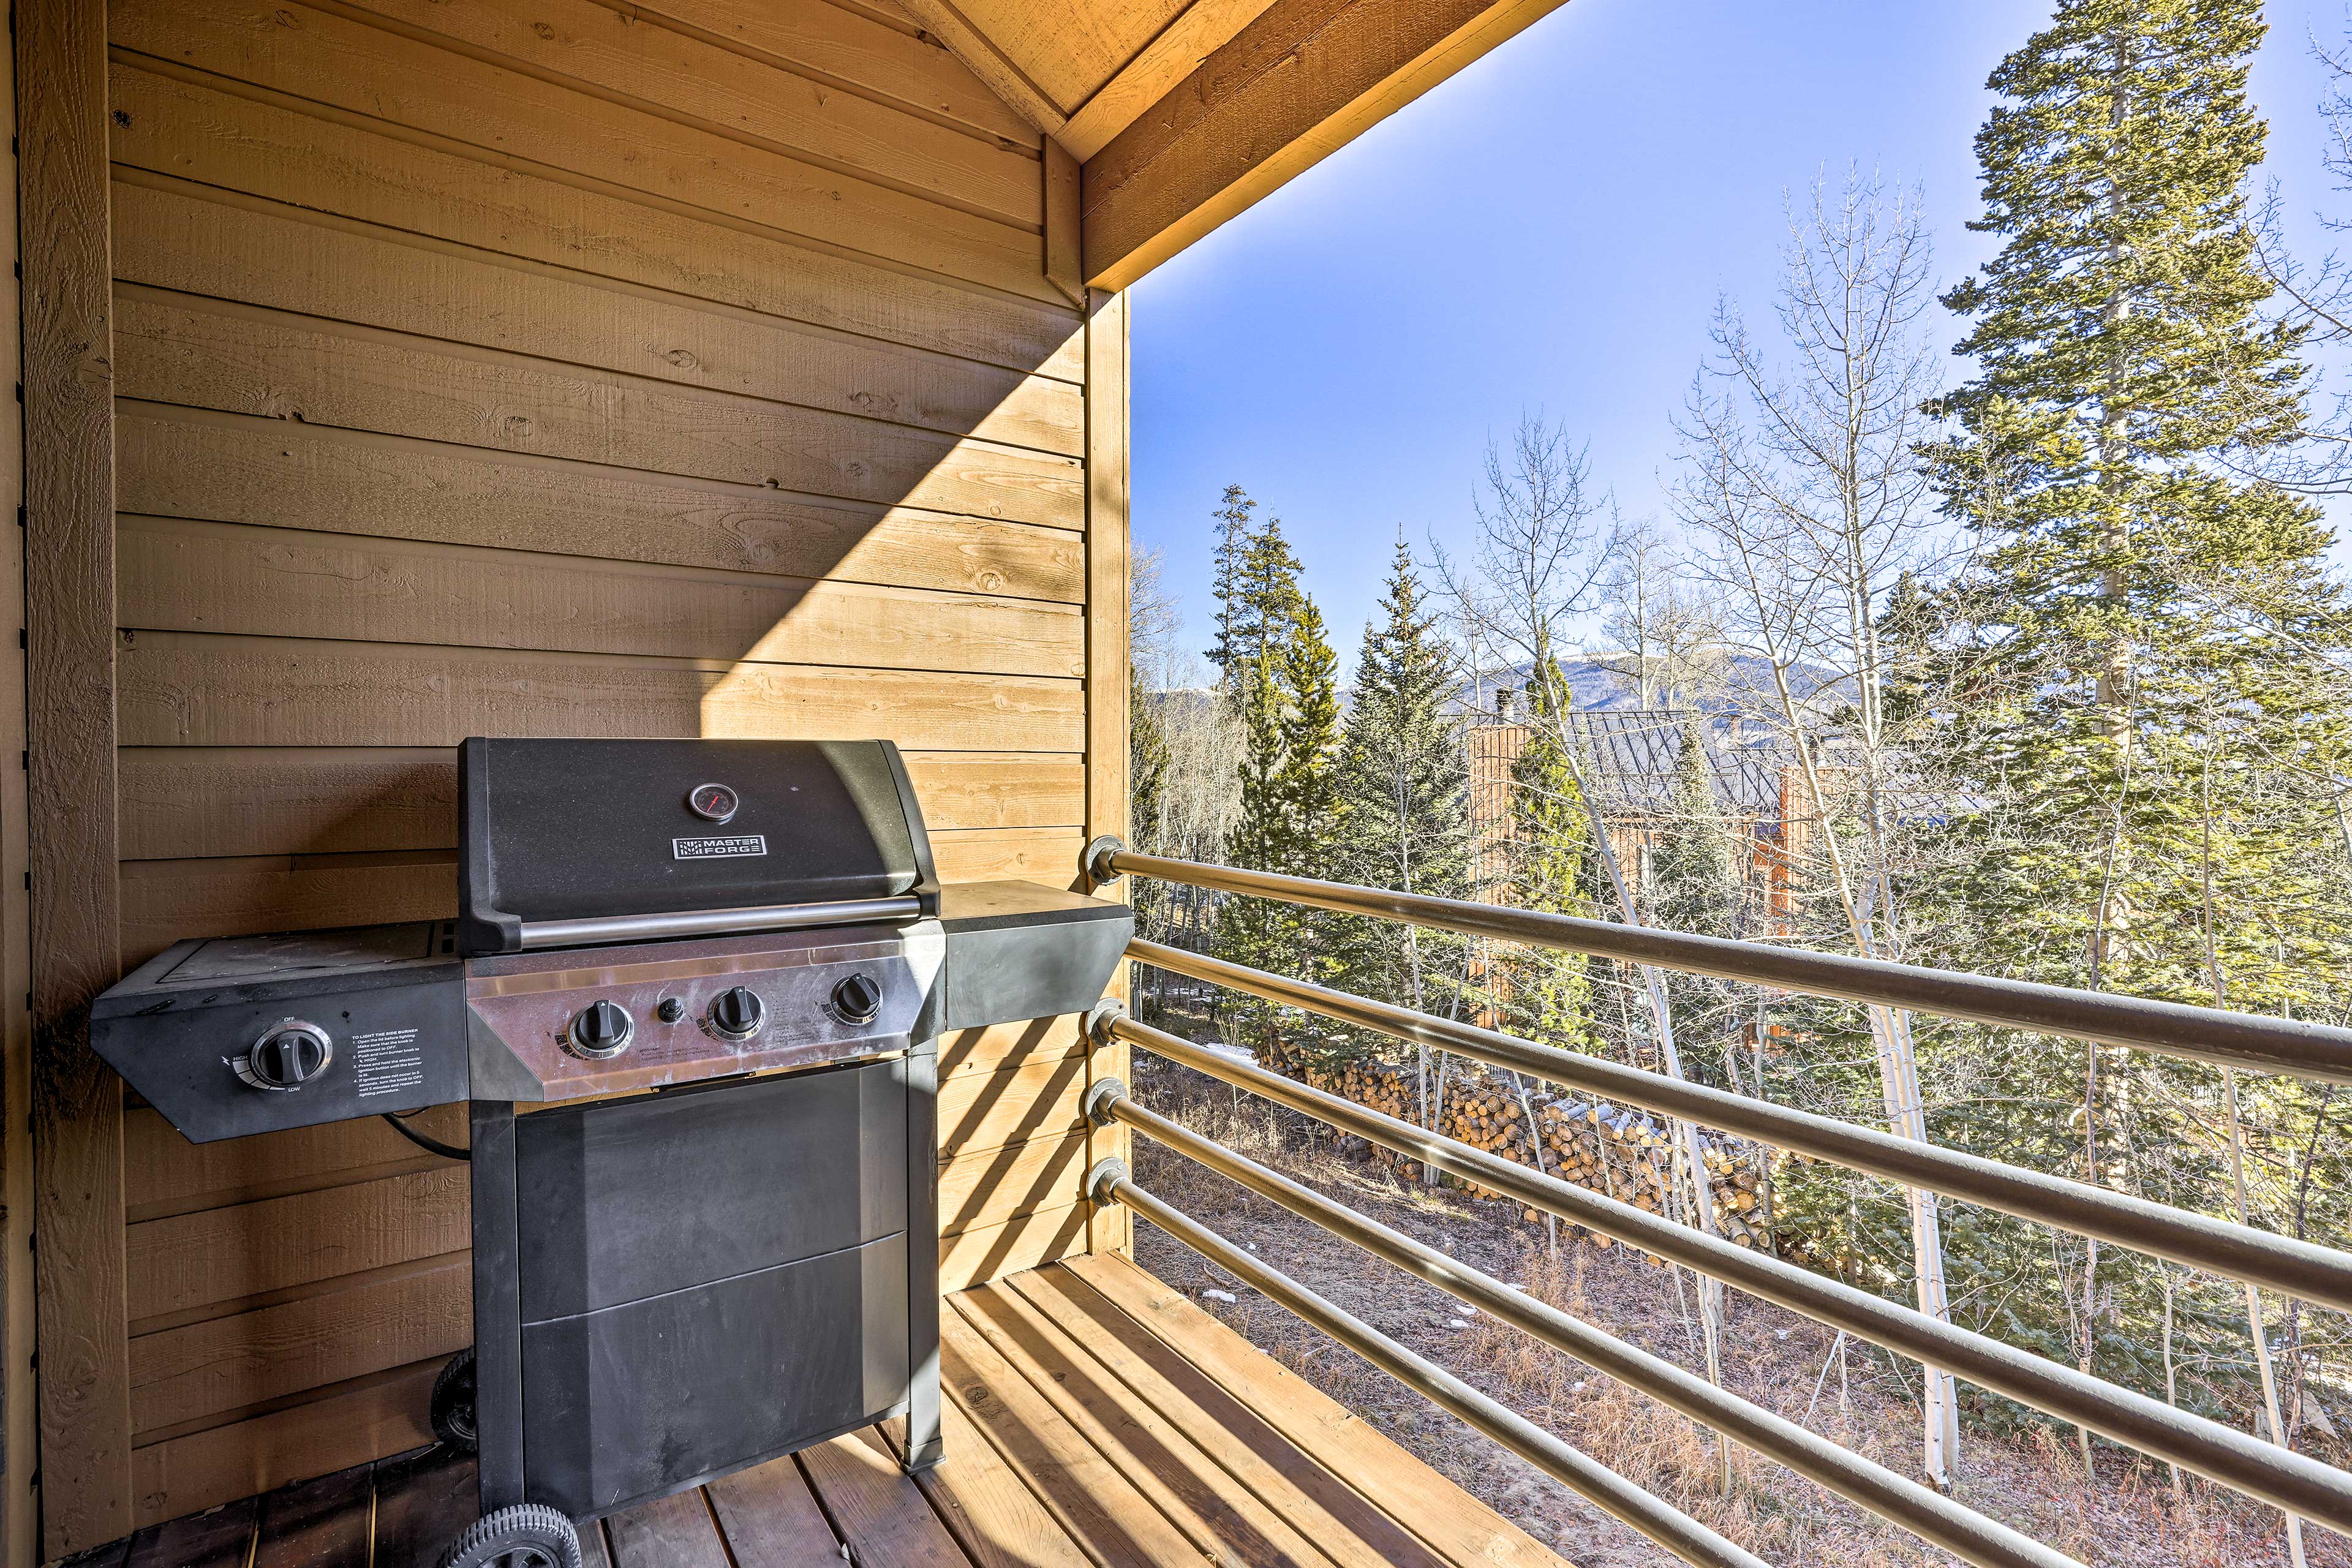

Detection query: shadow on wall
(113, 307), (1095, 965)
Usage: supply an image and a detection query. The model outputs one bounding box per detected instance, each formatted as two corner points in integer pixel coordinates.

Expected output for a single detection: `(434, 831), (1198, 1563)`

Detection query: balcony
(99, 844), (2352, 1568)
(99, 1253), (1562, 1568)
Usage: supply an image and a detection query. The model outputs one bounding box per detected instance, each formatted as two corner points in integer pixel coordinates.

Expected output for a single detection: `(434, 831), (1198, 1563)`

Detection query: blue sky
(1127, 0), (2352, 682)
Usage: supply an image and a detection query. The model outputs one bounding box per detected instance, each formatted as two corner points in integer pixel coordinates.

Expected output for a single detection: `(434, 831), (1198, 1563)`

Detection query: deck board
(1006, 1265), (1451, 1568)
(950, 1283), (1341, 1568)
(888, 1401), (1095, 1568)
(251, 1464), (374, 1568)
(706, 1455), (845, 1567)
(798, 1431), (971, 1567)
(129, 1257), (1571, 1568)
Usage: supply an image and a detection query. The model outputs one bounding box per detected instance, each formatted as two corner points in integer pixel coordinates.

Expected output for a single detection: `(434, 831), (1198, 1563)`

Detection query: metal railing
(1088, 843), (2352, 1083)
(1077, 839), (2352, 1568)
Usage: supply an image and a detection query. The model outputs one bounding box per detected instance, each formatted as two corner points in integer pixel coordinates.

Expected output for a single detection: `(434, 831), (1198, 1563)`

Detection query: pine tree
(1213, 511), (1347, 1059)
(1648, 715), (1741, 937)
(1208, 486), (1262, 687)
(1330, 540), (1472, 1051)
(1500, 638), (1597, 1054)
(1273, 597), (1346, 872)
(1923, 0), (2345, 1009)
(1646, 715), (1744, 1087)
(1909, 0), (2352, 1441)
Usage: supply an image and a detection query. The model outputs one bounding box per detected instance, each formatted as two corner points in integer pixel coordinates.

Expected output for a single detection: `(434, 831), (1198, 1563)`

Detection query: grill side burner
(90, 922), (467, 1142)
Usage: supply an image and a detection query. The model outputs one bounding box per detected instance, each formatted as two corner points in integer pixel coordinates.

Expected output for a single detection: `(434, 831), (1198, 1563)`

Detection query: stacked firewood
(1304, 1054), (1773, 1253)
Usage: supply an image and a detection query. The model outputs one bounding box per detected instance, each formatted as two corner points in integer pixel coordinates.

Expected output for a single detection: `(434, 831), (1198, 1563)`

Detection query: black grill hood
(458, 738), (938, 956)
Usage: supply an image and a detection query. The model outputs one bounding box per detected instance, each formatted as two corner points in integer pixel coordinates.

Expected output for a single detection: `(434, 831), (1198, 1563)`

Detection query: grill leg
(471, 1100), (529, 1510)
(903, 1039), (943, 1471)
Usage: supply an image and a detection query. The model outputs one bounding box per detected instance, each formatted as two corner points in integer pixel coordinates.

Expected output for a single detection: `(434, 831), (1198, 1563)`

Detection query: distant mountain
(1458, 650), (1846, 720)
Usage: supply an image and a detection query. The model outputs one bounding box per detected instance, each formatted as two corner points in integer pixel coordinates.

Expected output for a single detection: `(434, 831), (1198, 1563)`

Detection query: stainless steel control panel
(463, 921), (945, 1102)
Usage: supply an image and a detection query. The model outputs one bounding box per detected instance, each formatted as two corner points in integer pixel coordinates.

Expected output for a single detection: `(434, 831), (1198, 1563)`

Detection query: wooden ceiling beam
(889, 0), (1072, 137)
(1057, 0), (1280, 161)
(1079, 0), (1571, 291)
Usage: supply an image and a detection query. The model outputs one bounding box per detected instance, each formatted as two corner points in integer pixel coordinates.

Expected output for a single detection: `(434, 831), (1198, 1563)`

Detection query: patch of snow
(1202, 1288), (1238, 1305)
(1448, 1319), (1470, 1330)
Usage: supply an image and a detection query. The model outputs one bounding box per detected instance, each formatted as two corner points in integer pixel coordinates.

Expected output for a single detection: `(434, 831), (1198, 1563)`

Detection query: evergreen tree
(1905, 0), (2352, 1430)
(1273, 597), (1347, 870)
(1646, 716), (1740, 935)
(1213, 511), (1348, 1058)
(1923, 0), (2345, 1007)
(1646, 715), (1745, 1088)
(1330, 540), (1472, 1052)
(1499, 638), (1598, 1054)
(1208, 486), (1264, 687)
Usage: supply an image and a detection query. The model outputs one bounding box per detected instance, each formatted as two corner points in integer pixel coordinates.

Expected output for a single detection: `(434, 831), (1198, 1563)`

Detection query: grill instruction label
(352, 1027), (424, 1098)
(674, 834), (769, 860)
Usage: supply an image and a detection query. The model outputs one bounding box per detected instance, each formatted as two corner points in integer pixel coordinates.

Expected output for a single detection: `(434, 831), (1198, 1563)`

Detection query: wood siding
(26, 0), (1125, 1545)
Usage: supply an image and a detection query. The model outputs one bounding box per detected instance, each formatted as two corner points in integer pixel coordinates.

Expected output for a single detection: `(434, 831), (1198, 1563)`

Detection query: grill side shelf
(939, 881), (1132, 1033)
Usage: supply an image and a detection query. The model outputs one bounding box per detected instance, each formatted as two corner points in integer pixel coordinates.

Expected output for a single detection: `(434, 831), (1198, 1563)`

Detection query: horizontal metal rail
(1099, 1007), (2352, 1533)
(1087, 844), (2352, 1084)
(1128, 937), (2352, 1315)
(1087, 1161), (1772, 1568)
(1088, 1080), (2081, 1568)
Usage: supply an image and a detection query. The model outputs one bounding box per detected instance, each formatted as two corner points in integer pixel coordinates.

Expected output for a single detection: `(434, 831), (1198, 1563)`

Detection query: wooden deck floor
(86, 1254), (1569, 1568)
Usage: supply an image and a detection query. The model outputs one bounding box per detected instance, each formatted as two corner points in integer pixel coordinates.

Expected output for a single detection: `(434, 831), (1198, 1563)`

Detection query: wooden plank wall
(28, 0), (1129, 1548)
(0, 13), (37, 1568)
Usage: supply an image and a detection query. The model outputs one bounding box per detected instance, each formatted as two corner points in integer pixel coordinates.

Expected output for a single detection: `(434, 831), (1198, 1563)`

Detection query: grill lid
(458, 738), (936, 955)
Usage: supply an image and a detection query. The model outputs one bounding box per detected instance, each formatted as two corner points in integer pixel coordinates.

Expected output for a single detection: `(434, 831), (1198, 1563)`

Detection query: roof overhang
(892, 0), (1574, 291)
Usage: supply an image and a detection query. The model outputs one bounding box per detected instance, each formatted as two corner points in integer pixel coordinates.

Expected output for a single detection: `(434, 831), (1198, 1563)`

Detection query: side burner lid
(458, 738), (936, 956)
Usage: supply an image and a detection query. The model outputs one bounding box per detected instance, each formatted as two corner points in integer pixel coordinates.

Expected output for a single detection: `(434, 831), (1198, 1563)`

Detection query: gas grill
(94, 737), (1131, 1568)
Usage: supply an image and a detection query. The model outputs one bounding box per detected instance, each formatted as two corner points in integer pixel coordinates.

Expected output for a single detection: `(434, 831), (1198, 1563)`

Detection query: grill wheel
(439, 1504), (584, 1568)
(431, 1347), (478, 1453)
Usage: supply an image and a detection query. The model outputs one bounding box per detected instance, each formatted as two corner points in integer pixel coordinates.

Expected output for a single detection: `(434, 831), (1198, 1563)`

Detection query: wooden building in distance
(0, 0), (1581, 1560)
(1466, 703), (1804, 930)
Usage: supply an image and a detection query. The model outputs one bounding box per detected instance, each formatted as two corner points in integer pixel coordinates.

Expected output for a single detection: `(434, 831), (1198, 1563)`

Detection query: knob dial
(708, 986), (765, 1040)
(830, 973), (883, 1025)
(568, 1000), (634, 1059)
(241, 1021), (333, 1090)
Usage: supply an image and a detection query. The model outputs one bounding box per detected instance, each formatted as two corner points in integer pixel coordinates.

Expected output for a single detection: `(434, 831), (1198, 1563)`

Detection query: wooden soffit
(889, 0), (1570, 291)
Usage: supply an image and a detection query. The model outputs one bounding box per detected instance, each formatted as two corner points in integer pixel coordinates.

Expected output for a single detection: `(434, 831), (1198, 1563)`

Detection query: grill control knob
(568, 1000), (634, 1059)
(830, 973), (883, 1026)
(708, 986), (764, 1040)
(240, 1021), (333, 1090)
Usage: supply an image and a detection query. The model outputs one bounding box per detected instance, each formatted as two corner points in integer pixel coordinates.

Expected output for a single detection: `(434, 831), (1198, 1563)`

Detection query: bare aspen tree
(1433, 418), (1735, 1459)
(1600, 519), (1728, 709)
(1673, 167), (1969, 1487)
(1129, 548), (1245, 989)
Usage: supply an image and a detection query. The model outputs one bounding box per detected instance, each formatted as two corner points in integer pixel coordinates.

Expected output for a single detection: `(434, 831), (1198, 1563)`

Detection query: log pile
(1298, 1050), (1774, 1253)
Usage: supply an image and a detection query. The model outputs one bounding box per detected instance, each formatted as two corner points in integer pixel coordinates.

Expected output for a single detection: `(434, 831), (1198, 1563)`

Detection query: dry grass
(1127, 1052), (2349, 1568)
